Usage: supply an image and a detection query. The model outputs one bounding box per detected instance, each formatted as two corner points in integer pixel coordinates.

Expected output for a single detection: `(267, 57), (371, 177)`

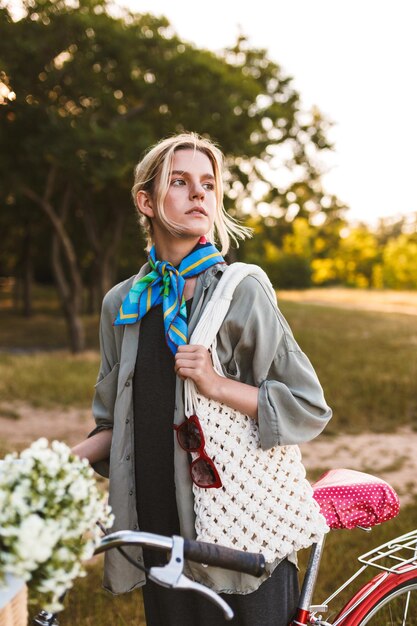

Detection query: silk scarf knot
(114, 240), (225, 354)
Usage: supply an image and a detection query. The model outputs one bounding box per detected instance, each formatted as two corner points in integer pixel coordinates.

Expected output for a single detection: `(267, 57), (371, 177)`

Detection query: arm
(72, 429), (112, 463)
(72, 283), (124, 474)
(216, 274), (332, 449)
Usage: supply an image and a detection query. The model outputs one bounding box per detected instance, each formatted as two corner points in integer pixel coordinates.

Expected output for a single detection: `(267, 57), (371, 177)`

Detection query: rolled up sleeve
(217, 273), (332, 450)
(90, 362), (120, 435)
(258, 350), (332, 449)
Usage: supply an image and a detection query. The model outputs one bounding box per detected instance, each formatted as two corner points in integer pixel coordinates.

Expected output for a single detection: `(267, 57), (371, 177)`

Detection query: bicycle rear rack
(310, 529), (417, 626)
(358, 529), (417, 573)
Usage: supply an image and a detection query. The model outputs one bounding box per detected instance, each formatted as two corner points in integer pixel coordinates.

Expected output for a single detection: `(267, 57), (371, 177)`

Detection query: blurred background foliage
(1, 0), (416, 351)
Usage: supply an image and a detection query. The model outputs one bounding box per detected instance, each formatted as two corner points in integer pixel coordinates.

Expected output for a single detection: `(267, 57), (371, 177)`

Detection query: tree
(321, 225), (381, 288)
(1, 0), (344, 349)
(382, 234), (417, 289)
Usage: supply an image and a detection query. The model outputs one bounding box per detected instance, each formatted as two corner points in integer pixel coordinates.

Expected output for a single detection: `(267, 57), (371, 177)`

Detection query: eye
(203, 182), (215, 191)
(171, 178), (186, 186)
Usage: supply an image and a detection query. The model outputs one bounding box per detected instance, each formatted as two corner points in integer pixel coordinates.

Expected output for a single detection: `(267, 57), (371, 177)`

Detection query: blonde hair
(131, 132), (252, 254)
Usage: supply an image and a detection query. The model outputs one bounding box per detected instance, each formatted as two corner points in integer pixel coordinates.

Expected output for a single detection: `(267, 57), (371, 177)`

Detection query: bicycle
(32, 468), (417, 625)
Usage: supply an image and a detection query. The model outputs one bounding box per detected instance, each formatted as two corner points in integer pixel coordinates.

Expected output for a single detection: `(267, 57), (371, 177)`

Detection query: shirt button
(133, 524), (138, 530)
(126, 455), (130, 461)
(125, 418), (129, 424)
(129, 490), (133, 496)
(125, 381), (131, 387)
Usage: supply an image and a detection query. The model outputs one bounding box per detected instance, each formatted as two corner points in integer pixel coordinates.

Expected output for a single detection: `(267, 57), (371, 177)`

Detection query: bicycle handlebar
(95, 530), (266, 578)
(183, 537), (265, 577)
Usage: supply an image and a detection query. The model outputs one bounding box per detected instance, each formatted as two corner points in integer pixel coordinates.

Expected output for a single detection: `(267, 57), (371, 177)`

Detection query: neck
(153, 235), (201, 267)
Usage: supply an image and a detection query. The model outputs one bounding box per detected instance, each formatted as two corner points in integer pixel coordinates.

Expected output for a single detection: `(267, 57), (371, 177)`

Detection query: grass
(0, 312), (100, 351)
(0, 351), (100, 407)
(29, 556), (146, 626)
(279, 300), (417, 434)
(0, 281), (100, 350)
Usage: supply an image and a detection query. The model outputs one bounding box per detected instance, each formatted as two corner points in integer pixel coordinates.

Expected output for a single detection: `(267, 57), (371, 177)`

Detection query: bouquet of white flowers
(0, 438), (113, 612)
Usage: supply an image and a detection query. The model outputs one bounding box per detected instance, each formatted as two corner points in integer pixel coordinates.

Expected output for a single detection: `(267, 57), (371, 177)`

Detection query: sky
(118, 0), (417, 226)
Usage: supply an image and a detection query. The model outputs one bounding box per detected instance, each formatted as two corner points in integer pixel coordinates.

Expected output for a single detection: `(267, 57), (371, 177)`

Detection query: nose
(189, 181), (205, 200)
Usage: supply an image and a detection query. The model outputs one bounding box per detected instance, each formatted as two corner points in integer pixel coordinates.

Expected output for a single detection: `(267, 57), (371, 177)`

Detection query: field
(279, 287), (417, 316)
(1, 287), (417, 624)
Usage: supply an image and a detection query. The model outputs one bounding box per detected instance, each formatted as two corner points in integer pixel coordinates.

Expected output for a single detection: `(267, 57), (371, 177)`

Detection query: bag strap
(189, 262), (273, 349)
(184, 262), (274, 416)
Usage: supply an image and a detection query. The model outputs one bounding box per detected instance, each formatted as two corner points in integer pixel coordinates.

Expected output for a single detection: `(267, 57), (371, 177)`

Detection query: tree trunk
(99, 207), (126, 302)
(82, 202), (126, 312)
(22, 221), (33, 317)
(51, 229), (85, 353)
(87, 281), (96, 316)
(22, 168), (86, 353)
(12, 275), (21, 311)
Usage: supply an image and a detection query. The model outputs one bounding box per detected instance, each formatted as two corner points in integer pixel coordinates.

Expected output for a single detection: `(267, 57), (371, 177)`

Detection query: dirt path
(1, 402), (416, 506)
(279, 288), (417, 316)
(299, 427), (417, 505)
(0, 402), (92, 450)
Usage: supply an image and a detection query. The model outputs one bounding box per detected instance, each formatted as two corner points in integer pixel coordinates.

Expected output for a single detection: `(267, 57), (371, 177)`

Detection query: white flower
(0, 438), (112, 612)
(16, 515), (61, 565)
(68, 477), (90, 501)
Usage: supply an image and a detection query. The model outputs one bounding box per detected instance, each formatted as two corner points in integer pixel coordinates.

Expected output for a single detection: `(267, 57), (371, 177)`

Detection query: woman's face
(154, 148), (217, 242)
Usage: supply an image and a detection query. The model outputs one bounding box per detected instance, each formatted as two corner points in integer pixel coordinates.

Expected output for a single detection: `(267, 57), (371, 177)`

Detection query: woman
(72, 132), (332, 626)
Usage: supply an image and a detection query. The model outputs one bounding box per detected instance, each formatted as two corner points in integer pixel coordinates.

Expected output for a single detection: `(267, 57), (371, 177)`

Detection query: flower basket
(0, 575), (28, 626)
(0, 585), (28, 626)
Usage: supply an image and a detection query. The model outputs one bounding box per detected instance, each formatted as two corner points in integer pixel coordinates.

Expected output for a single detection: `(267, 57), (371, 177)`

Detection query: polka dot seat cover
(312, 468), (400, 529)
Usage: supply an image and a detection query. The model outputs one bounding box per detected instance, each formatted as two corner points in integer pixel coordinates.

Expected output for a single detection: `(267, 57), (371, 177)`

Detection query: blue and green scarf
(114, 239), (225, 354)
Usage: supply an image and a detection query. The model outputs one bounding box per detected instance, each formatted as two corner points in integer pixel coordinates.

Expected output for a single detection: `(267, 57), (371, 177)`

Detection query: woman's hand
(174, 344), (221, 398)
(174, 344), (259, 419)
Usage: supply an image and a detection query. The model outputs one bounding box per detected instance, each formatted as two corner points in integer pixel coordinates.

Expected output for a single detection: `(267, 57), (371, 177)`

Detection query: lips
(186, 206), (208, 216)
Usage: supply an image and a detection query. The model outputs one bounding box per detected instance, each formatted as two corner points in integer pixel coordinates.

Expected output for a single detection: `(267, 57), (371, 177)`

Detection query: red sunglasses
(174, 414), (222, 489)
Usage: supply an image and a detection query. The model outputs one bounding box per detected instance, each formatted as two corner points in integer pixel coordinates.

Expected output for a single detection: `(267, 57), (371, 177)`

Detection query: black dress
(133, 302), (182, 551)
(133, 303), (299, 626)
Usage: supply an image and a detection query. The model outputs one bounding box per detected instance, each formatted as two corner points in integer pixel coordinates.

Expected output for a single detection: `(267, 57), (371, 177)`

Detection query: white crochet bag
(185, 263), (329, 563)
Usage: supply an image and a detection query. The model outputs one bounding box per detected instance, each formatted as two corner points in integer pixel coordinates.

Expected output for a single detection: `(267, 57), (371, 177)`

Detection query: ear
(136, 190), (155, 219)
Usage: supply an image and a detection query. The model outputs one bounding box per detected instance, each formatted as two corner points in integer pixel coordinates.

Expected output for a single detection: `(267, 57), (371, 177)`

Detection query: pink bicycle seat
(312, 468), (400, 530)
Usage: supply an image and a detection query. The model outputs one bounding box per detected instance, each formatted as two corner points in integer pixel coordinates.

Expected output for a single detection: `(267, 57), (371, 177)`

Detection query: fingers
(174, 345), (215, 393)
(174, 345), (207, 376)
(176, 344), (201, 355)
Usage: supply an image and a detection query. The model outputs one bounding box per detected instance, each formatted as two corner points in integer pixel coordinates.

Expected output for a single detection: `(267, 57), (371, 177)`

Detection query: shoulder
(218, 262), (277, 324)
(215, 264), (289, 366)
(101, 261), (150, 313)
(228, 263), (277, 308)
(198, 262), (227, 288)
(225, 264), (296, 340)
(101, 275), (136, 315)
